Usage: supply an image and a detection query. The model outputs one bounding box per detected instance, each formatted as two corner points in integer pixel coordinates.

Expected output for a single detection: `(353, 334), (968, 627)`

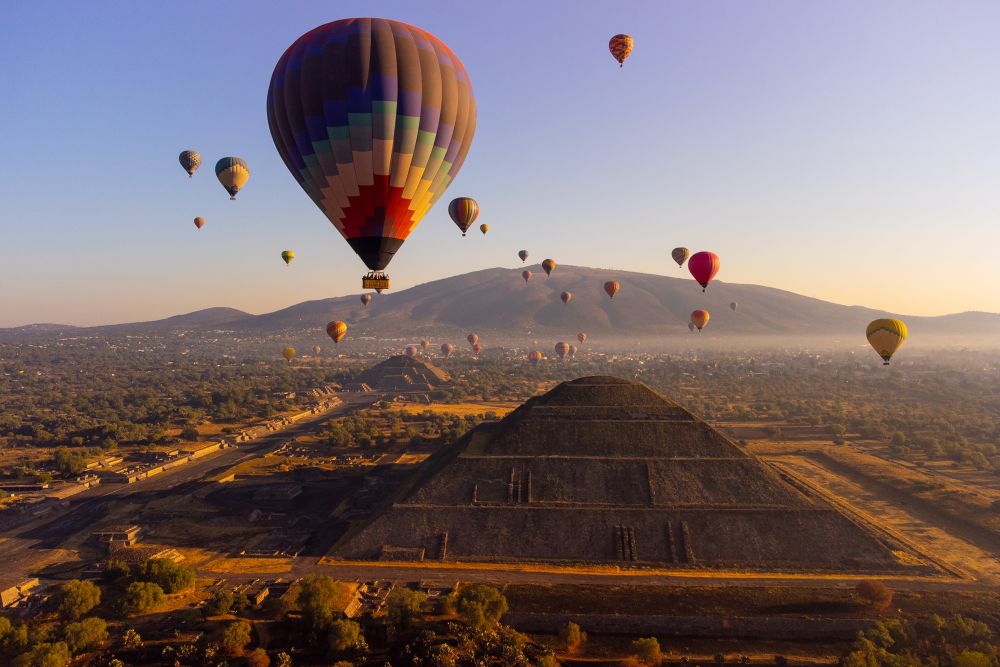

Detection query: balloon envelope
(179, 150), (201, 177)
(560, 291), (572, 305)
(609, 34), (634, 66)
(542, 259), (556, 276)
(688, 251), (720, 291)
(691, 310), (710, 331)
(554, 342), (570, 359)
(528, 350), (542, 365)
(866, 318), (907, 365)
(730, 301), (738, 311)
(193, 217), (205, 229)
(603, 281), (620, 299)
(326, 321), (348, 343)
(577, 332), (587, 344)
(405, 345), (418, 358)
(479, 223), (489, 235)
(281, 250), (295, 265)
(215, 157), (249, 200)
(267, 18), (476, 275)
(420, 339), (430, 350)
(467, 333), (479, 346)
(518, 250), (529, 262)
(440, 343), (455, 357)
(360, 294), (373, 307)
(312, 345), (322, 355)
(471, 342), (482, 354)
(282, 346), (296, 362)
(671, 247), (690, 268)
(449, 197), (480, 236)
(521, 270), (532, 284)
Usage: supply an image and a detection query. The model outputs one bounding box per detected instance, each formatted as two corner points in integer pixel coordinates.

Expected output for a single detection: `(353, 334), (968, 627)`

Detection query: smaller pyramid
(353, 355), (450, 392)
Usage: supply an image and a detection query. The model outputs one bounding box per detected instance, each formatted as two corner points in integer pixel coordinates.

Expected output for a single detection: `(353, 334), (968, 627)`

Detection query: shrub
(121, 628), (142, 649)
(63, 617), (108, 653)
(246, 647), (271, 667)
(136, 558), (195, 594)
(205, 590), (235, 616)
(560, 621), (587, 652)
(55, 579), (101, 620)
(455, 584), (508, 632)
(536, 655), (560, 667)
(631, 637), (662, 666)
(124, 581), (164, 614)
(386, 588), (428, 631)
(328, 618), (363, 653)
(13, 641), (71, 667)
(855, 580), (893, 610)
(180, 426), (199, 440)
(221, 620), (252, 657)
(104, 560), (131, 582)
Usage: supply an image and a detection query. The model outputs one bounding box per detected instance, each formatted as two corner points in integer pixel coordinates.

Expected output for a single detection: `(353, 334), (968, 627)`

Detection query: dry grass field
(388, 400), (521, 417)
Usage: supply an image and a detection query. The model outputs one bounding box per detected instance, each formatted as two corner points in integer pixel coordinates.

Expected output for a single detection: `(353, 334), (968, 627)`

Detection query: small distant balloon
(467, 333), (479, 347)
(554, 342), (570, 359)
(671, 247), (690, 268)
(282, 346), (296, 363)
(472, 342), (483, 355)
(441, 343), (455, 357)
(360, 294), (373, 307)
(449, 197), (480, 236)
(569, 344), (578, 358)
(730, 301), (738, 312)
(281, 250), (295, 265)
(691, 310), (710, 331)
(603, 281), (620, 299)
(518, 250), (529, 263)
(688, 251), (720, 292)
(479, 223), (489, 235)
(866, 318), (907, 365)
(215, 157), (249, 200)
(405, 345), (418, 358)
(542, 259), (556, 276)
(312, 345), (322, 355)
(179, 150), (201, 178)
(420, 339), (430, 350)
(522, 270), (532, 284)
(193, 217), (205, 230)
(528, 350), (542, 365)
(688, 321), (696, 333)
(577, 332), (587, 344)
(560, 291), (572, 305)
(609, 34), (634, 67)
(326, 321), (348, 343)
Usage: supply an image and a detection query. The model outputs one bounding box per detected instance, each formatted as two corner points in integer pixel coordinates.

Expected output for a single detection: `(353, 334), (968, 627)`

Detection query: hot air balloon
(312, 345), (322, 355)
(671, 247), (690, 268)
(420, 339), (430, 350)
(554, 342), (570, 359)
(281, 250), (295, 265)
(441, 343), (455, 357)
(528, 350), (542, 365)
(467, 333), (479, 347)
(577, 332), (587, 344)
(360, 294), (373, 307)
(267, 19), (477, 291)
(691, 310), (710, 331)
(522, 270), (532, 284)
(448, 197), (480, 236)
(215, 157), (249, 200)
(326, 321), (348, 343)
(179, 150), (201, 178)
(405, 345), (418, 358)
(479, 223), (489, 235)
(688, 321), (696, 333)
(688, 251), (720, 292)
(472, 342), (483, 355)
(604, 281), (620, 299)
(282, 346), (296, 363)
(560, 291), (572, 305)
(866, 319), (907, 365)
(193, 217), (205, 230)
(609, 34), (634, 67)
(730, 301), (738, 312)
(518, 250), (529, 263)
(569, 344), (578, 358)
(542, 259), (556, 276)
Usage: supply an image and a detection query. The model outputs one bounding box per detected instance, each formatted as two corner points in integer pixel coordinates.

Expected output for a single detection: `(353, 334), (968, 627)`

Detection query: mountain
(4, 267), (998, 339)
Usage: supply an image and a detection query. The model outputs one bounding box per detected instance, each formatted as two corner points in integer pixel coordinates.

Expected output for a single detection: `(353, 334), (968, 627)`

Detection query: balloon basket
(363, 272), (390, 291)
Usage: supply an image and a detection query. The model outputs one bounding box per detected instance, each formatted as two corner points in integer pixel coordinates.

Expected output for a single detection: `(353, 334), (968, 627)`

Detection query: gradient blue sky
(2, 1), (998, 326)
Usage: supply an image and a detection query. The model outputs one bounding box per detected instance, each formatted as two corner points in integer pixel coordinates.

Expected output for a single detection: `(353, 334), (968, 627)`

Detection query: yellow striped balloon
(281, 250), (295, 265)
(215, 157), (250, 200)
(866, 319), (907, 365)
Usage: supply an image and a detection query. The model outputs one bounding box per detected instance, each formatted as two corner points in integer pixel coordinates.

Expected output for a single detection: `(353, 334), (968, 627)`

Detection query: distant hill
(4, 267), (998, 339)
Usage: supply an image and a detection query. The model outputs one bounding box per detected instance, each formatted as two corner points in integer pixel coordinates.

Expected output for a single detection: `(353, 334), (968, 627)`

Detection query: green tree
(124, 581), (164, 614)
(221, 620), (252, 657)
(295, 575), (353, 632)
(63, 617), (108, 653)
(55, 579), (101, 620)
(205, 589), (235, 616)
(631, 637), (662, 666)
(954, 650), (993, 667)
(247, 647), (271, 667)
(386, 588), (428, 631)
(53, 446), (86, 476)
(136, 558), (195, 593)
(560, 621), (587, 652)
(535, 655), (560, 667)
(180, 425), (199, 440)
(455, 584), (508, 632)
(855, 580), (893, 611)
(328, 618), (362, 653)
(104, 559), (131, 582)
(13, 642), (72, 667)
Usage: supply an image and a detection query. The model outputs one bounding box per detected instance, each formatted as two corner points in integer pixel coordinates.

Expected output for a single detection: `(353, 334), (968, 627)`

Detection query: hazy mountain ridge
(3, 266), (998, 338)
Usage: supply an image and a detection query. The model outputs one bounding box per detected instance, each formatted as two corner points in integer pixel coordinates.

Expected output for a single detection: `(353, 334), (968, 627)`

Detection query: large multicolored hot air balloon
(671, 247), (690, 268)
(405, 345), (418, 358)
(560, 291), (572, 305)
(471, 342), (483, 355)
(326, 320), (348, 343)
(554, 342), (570, 359)
(467, 333), (479, 347)
(518, 250), (529, 263)
(528, 350), (542, 365)
(577, 332), (587, 344)
(440, 343), (455, 357)
(542, 259), (556, 276)
(282, 346), (296, 363)
(179, 150), (201, 178)
(691, 309), (710, 331)
(521, 270), (532, 284)
(281, 250), (295, 265)
(688, 251), (720, 292)
(609, 34), (634, 67)
(730, 301), (738, 312)
(267, 18), (477, 291)
(448, 197), (480, 236)
(360, 293), (373, 307)
(215, 157), (249, 200)
(193, 217), (205, 230)
(866, 319), (907, 365)
(604, 281), (620, 299)
(420, 339), (430, 350)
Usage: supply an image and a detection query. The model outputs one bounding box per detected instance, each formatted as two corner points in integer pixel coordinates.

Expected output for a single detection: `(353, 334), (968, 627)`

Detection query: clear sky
(1, 0), (998, 326)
